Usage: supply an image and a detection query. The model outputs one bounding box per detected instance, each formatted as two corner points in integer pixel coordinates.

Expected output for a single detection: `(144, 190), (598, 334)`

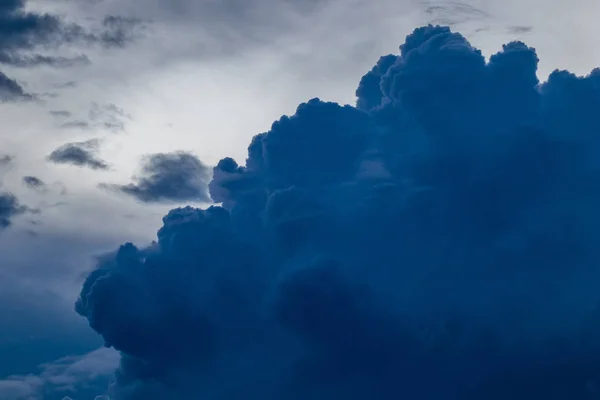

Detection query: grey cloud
(423, 1), (489, 26)
(49, 110), (72, 118)
(88, 102), (130, 133)
(100, 15), (146, 48)
(22, 176), (46, 191)
(0, 53), (90, 68)
(0, 1), (144, 68)
(47, 139), (108, 170)
(58, 102), (130, 132)
(0, 71), (33, 102)
(72, 0), (336, 60)
(52, 81), (77, 89)
(100, 151), (211, 203)
(508, 25), (533, 34)
(60, 120), (90, 130)
(0, 155), (14, 167)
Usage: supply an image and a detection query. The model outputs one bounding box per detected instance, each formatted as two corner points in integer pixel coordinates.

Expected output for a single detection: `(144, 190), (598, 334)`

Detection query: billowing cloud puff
(76, 25), (600, 399)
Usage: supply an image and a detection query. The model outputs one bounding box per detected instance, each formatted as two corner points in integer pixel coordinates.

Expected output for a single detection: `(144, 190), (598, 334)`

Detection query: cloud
(422, 1), (489, 26)
(49, 110), (72, 118)
(0, 192), (28, 229)
(47, 139), (108, 170)
(60, 120), (91, 130)
(58, 103), (130, 132)
(99, 15), (146, 48)
(100, 151), (211, 203)
(0, 71), (33, 101)
(52, 81), (77, 89)
(0, 0), (143, 68)
(0, 154), (14, 167)
(0, 348), (117, 400)
(22, 176), (46, 191)
(76, 24), (600, 399)
(507, 25), (533, 34)
(88, 102), (131, 133)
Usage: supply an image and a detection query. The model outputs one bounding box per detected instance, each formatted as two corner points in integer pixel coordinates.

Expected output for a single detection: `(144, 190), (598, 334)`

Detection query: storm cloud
(76, 25), (600, 399)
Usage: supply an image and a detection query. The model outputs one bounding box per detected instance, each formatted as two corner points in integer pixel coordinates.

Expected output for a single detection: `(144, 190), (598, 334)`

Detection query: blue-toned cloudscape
(75, 25), (600, 399)
(2, 0), (600, 399)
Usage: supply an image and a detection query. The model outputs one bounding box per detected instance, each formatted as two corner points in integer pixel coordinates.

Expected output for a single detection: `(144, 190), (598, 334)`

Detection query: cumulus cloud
(47, 139), (108, 170)
(76, 25), (600, 399)
(100, 151), (211, 203)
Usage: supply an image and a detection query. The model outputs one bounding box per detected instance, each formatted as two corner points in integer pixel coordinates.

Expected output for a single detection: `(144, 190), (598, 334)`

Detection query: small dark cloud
(49, 110), (72, 118)
(99, 151), (210, 203)
(47, 139), (108, 170)
(53, 81), (77, 89)
(22, 176), (46, 191)
(508, 25), (533, 34)
(0, 154), (14, 167)
(60, 120), (91, 130)
(0, 71), (33, 102)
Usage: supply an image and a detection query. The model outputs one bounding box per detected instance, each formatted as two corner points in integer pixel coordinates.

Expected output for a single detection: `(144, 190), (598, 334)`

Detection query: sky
(1, 0), (600, 399)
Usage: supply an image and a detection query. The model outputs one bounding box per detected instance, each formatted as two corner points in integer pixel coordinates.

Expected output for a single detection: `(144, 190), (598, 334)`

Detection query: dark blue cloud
(100, 152), (210, 203)
(0, 192), (27, 228)
(47, 139), (108, 170)
(76, 25), (600, 399)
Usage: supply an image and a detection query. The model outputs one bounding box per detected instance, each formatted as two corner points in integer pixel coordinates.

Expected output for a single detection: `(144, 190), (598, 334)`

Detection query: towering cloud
(76, 25), (600, 399)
